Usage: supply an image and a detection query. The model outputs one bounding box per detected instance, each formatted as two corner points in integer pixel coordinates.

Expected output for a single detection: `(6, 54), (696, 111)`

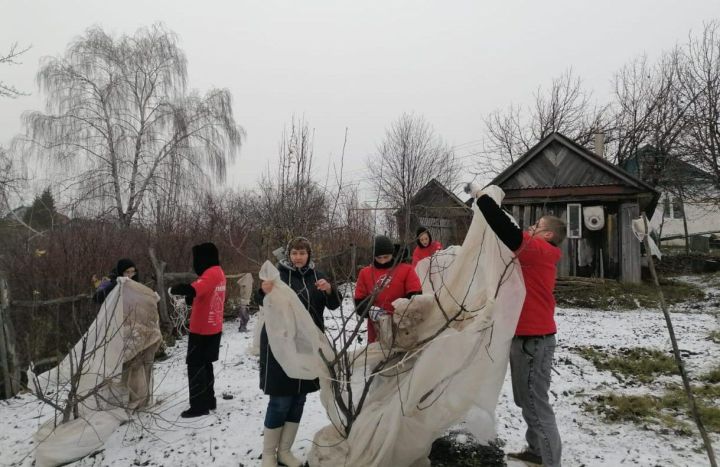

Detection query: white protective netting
(28, 277), (162, 467)
(260, 186), (525, 467)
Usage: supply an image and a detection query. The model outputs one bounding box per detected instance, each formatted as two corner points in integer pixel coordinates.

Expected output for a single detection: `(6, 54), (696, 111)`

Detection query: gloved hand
(170, 283), (196, 305)
(170, 283), (194, 296)
(368, 306), (387, 321)
(463, 182), (484, 198)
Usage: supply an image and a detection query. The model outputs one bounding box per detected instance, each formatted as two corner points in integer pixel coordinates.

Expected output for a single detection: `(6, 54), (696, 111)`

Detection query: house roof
(488, 132), (659, 212)
(4, 205), (29, 220)
(394, 178), (471, 216)
(622, 145), (714, 187)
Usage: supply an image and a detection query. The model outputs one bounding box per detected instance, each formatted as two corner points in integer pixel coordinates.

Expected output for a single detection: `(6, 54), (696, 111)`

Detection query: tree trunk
(350, 244), (357, 281)
(0, 272), (20, 399)
(680, 191), (690, 254)
(149, 248), (172, 336)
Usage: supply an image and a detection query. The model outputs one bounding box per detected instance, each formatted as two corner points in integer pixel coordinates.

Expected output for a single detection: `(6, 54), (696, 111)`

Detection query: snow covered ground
(1, 281), (718, 467)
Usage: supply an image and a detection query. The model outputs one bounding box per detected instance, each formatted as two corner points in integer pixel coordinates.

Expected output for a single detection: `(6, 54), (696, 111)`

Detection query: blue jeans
(510, 335), (562, 467)
(264, 394), (307, 429)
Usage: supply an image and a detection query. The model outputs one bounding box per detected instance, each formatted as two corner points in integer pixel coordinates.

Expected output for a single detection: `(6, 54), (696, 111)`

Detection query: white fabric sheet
(29, 278), (161, 467)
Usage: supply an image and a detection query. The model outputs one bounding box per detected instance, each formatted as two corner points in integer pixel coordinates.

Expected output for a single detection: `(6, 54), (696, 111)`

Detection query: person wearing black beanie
(353, 235), (422, 344)
(170, 242), (226, 418)
(91, 258), (139, 305)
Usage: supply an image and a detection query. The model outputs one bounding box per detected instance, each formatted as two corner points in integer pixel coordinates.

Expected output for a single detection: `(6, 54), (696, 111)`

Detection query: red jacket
(190, 265), (226, 335)
(411, 240), (443, 266)
(354, 263), (422, 343)
(515, 232), (561, 336)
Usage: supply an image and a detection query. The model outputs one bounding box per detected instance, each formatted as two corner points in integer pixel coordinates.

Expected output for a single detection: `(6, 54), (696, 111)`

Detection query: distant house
(4, 206), (29, 221)
(489, 132), (659, 283)
(622, 145), (720, 249)
(394, 179), (472, 247)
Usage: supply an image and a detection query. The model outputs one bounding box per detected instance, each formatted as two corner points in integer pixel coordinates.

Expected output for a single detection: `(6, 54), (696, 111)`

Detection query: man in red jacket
(171, 242), (226, 418)
(475, 192), (565, 467)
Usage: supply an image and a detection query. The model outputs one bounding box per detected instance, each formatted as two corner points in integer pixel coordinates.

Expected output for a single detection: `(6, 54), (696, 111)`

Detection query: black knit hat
(192, 242), (220, 275)
(374, 235), (395, 257)
(115, 258), (136, 276)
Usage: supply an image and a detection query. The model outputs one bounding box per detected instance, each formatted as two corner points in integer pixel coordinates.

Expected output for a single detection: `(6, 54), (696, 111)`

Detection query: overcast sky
(2, 0), (719, 202)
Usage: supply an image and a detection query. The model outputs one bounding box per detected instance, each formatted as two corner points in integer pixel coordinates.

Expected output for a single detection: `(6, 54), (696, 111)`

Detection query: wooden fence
(0, 248), (253, 400)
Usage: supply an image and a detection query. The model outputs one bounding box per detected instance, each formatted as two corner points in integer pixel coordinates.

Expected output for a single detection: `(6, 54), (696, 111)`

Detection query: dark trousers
(264, 394), (307, 429)
(187, 362), (216, 410)
(186, 332), (221, 411)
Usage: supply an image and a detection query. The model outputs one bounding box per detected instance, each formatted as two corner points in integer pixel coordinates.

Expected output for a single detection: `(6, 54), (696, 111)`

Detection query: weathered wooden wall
(619, 202), (642, 283)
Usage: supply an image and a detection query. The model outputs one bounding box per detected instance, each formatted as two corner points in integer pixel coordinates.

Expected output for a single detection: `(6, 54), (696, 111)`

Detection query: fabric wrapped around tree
(259, 186), (525, 467)
(28, 278), (162, 467)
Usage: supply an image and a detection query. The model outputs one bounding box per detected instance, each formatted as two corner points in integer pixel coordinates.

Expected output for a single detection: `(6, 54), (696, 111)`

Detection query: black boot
(181, 407), (209, 418)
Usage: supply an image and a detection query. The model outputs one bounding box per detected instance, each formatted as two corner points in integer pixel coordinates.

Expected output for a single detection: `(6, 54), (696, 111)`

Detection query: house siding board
(619, 202), (641, 283)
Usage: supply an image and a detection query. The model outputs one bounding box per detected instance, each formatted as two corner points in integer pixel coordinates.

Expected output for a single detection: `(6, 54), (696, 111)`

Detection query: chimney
(594, 132), (605, 158)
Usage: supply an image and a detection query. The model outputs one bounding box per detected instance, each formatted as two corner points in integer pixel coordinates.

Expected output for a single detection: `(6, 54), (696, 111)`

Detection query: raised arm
(476, 194), (523, 251)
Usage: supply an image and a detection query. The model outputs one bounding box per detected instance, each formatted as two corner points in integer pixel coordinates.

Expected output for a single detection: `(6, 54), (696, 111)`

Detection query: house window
(566, 203), (582, 239)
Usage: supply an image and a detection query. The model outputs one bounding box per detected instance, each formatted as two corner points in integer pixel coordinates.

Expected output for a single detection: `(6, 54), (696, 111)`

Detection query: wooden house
(394, 179), (472, 247)
(489, 132), (659, 283)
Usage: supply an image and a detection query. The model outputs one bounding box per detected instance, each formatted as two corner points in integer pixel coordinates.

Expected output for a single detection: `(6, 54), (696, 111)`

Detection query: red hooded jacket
(190, 265), (226, 335)
(411, 240), (443, 266)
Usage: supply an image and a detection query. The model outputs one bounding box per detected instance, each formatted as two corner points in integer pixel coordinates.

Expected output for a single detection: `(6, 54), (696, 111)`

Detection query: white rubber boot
(262, 427), (282, 467)
(277, 422), (303, 467)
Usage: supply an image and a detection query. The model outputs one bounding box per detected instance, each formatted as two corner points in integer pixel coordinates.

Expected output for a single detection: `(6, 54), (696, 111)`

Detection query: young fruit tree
(260, 185), (525, 466)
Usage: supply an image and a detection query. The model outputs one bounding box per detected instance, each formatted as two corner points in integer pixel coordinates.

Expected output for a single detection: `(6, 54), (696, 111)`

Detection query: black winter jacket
(258, 260), (341, 396)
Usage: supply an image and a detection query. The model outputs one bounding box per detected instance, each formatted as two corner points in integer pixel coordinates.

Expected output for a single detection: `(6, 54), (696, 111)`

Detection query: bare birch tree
(15, 24), (244, 227)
